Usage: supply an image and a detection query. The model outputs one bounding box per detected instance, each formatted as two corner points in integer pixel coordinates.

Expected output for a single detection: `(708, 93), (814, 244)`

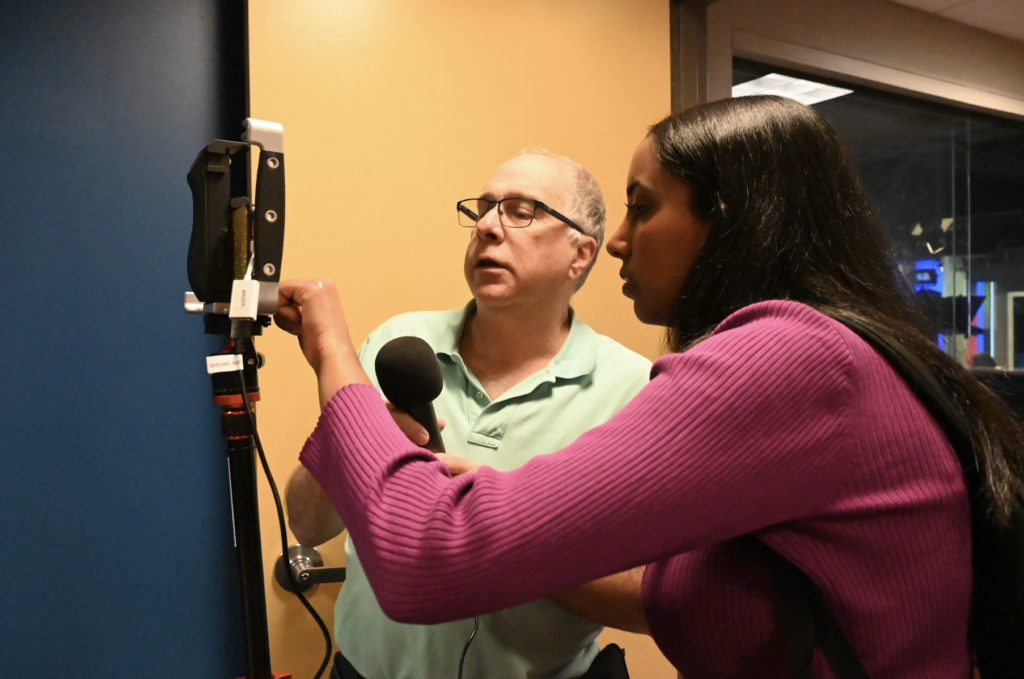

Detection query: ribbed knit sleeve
(299, 301), (856, 624)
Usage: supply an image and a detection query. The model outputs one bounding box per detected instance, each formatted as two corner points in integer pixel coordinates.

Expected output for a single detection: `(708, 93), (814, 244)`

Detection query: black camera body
(185, 119), (285, 319)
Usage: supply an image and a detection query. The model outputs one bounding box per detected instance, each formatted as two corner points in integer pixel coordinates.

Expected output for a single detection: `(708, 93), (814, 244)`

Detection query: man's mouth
(476, 258), (506, 270)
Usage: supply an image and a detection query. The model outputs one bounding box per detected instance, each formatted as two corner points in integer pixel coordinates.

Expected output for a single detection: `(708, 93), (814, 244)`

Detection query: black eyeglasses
(456, 197), (585, 234)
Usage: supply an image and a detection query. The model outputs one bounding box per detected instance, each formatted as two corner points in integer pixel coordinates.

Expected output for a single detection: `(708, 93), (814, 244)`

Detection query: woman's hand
(275, 279), (352, 372)
(386, 405), (477, 474)
(386, 402), (448, 452)
(275, 279), (371, 407)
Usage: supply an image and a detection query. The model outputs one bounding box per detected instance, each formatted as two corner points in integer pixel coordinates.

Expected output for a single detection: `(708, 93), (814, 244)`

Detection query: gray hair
(519, 148), (606, 291)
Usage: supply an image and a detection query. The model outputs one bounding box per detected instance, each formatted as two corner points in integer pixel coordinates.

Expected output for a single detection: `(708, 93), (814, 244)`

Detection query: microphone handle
(404, 401), (446, 453)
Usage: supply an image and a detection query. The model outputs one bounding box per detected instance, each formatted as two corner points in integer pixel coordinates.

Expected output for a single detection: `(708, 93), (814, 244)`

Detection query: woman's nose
(606, 218), (629, 259)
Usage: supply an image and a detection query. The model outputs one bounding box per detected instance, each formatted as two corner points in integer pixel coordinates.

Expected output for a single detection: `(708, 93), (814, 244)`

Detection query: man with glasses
(285, 150), (650, 679)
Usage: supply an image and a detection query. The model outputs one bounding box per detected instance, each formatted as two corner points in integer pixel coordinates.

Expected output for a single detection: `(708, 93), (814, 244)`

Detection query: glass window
(734, 58), (1024, 370)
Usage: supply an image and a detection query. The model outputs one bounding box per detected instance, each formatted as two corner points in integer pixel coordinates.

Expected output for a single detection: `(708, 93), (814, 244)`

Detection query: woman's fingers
(385, 403), (447, 446)
(386, 405), (430, 446)
(275, 279), (354, 371)
(278, 278), (320, 306)
(279, 279), (339, 309)
(273, 304), (302, 335)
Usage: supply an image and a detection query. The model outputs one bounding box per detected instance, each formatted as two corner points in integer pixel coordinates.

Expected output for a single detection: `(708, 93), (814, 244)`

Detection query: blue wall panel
(1, 1), (248, 675)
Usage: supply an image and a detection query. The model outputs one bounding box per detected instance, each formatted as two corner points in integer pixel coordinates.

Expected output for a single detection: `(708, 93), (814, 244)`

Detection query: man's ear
(568, 236), (598, 283)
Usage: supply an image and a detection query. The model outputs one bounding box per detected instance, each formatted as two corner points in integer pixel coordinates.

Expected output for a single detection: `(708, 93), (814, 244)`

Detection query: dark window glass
(734, 58), (1024, 370)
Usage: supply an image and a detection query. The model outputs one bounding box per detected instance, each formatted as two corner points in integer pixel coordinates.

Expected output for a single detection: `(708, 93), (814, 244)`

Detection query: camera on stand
(183, 119), (291, 679)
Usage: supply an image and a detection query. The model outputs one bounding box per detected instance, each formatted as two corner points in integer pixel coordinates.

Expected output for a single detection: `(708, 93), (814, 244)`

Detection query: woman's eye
(625, 202), (647, 216)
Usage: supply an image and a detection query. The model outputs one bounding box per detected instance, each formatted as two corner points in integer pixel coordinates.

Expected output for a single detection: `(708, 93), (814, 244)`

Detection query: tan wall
(247, 0), (674, 677)
(706, 0), (1024, 118)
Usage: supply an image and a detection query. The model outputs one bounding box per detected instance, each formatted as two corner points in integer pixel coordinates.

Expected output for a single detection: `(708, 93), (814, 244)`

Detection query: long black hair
(648, 95), (1024, 524)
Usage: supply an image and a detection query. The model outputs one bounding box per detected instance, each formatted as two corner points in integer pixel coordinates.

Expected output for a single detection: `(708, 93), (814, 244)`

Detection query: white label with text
(207, 354), (244, 374)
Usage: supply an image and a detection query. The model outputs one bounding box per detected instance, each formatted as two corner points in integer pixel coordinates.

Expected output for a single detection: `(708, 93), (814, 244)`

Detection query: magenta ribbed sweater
(301, 301), (972, 679)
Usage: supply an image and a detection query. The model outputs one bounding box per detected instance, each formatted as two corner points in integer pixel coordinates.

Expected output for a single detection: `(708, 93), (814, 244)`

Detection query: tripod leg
(226, 419), (273, 679)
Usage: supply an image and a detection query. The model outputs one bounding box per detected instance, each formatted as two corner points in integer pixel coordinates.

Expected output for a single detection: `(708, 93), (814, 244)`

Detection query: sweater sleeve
(300, 302), (856, 623)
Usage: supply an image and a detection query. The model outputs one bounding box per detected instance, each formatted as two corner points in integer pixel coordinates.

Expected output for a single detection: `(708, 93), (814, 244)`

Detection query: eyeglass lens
(458, 198), (537, 227)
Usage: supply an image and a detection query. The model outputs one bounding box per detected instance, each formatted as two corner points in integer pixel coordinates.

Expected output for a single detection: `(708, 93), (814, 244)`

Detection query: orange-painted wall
(247, 1), (674, 676)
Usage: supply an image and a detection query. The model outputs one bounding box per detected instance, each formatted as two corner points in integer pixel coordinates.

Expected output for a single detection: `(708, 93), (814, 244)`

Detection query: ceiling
(889, 0), (1024, 43)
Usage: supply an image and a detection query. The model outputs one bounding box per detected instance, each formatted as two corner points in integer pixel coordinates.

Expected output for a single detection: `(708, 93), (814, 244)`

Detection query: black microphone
(375, 336), (446, 453)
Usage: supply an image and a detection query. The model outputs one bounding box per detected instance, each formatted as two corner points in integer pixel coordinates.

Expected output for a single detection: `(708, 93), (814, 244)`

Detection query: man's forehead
(481, 154), (572, 202)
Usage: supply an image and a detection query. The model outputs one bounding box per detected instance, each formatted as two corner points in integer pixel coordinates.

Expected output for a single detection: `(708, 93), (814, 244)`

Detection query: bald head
(489, 151), (606, 290)
(483, 154), (573, 212)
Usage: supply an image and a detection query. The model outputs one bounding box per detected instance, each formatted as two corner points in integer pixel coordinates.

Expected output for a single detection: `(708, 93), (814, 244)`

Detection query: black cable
(457, 616), (479, 679)
(239, 350), (333, 679)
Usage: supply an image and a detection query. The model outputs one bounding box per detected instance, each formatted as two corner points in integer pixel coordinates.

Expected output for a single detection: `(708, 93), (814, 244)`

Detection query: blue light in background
(976, 280), (987, 354)
(915, 260), (944, 346)
(914, 259), (943, 294)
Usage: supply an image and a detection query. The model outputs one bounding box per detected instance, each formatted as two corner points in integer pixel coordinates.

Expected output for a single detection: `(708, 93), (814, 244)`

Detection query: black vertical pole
(224, 410), (273, 679)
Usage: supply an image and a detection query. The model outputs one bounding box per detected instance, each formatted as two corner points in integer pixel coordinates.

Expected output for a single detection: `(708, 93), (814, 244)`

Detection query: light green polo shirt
(334, 303), (651, 679)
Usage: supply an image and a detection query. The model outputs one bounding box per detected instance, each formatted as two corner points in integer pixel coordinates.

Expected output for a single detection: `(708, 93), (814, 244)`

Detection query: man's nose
(474, 207), (505, 242)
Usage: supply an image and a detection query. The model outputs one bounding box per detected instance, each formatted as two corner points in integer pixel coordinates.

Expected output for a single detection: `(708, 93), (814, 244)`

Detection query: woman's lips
(620, 275), (635, 298)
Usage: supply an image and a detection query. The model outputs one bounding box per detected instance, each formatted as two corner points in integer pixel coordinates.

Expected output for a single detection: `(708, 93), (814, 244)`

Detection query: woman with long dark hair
(276, 96), (1024, 678)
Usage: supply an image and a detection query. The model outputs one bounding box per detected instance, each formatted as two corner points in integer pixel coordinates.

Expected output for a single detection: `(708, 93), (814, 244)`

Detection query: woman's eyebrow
(626, 180), (648, 199)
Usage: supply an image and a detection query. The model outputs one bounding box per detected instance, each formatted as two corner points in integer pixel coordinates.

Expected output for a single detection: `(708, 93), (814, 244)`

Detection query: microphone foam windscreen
(375, 336), (443, 410)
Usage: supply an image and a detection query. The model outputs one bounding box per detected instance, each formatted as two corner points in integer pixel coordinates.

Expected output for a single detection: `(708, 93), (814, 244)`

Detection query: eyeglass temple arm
(457, 202), (480, 220)
(538, 202), (586, 235)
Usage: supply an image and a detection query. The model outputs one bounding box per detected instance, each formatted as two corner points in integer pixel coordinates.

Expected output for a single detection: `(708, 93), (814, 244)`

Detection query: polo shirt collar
(434, 300), (598, 381)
